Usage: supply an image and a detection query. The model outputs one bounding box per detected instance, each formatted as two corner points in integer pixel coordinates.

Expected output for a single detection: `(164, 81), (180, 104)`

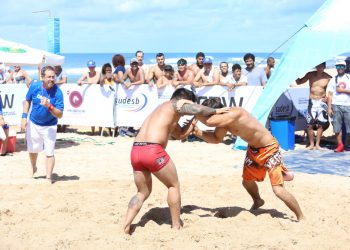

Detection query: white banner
(58, 84), (115, 127)
(115, 84), (158, 127)
(0, 84), (310, 132)
(0, 84), (27, 125)
(157, 85), (176, 105)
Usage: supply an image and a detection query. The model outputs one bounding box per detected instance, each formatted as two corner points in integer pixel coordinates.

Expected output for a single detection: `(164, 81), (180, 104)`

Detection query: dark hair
(201, 97), (224, 108)
(101, 63), (112, 75)
(112, 54), (125, 67)
(164, 65), (174, 72)
(177, 58), (187, 65)
(243, 53), (255, 62)
(196, 52), (205, 59)
(232, 63), (242, 72)
(135, 50), (143, 56)
(156, 53), (164, 58)
(316, 62), (326, 68)
(220, 61), (228, 67)
(41, 65), (55, 77)
(171, 88), (197, 102)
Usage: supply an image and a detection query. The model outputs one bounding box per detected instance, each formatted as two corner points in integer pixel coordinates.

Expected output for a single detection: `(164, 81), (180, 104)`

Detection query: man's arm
(171, 119), (194, 140)
(193, 126), (228, 144)
(295, 72), (310, 85)
(130, 69), (145, 85)
(175, 102), (229, 116)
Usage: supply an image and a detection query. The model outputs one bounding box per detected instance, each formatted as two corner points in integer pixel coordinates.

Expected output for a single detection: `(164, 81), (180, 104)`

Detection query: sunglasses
(336, 65), (346, 69)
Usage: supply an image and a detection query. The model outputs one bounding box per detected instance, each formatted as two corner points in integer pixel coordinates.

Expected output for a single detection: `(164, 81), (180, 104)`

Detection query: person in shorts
(193, 98), (304, 221)
(21, 66), (64, 183)
(123, 88), (229, 234)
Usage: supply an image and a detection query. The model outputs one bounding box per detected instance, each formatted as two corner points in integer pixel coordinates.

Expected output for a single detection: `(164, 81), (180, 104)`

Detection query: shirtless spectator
(156, 65), (175, 89)
(188, 52), (205, 76)
(296, 62), (332, 150)
(124, 58), (145, 88)
(242, 53), (267, 86)
(7, 65), (32, 87)
(193, 57), (220, 87)
(218, 62), (231, 86)
(135, 50), (149, 79)
(264, 57), (275, 79)
(193, 98), (305, 221)
(146, 53), (165, 86)
(173, 58), (195, 90)
(123, 88), (229, 234)
(77, 60), (101, 85)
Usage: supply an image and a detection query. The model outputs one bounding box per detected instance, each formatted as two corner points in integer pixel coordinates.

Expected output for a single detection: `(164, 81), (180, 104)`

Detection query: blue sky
(1, 0), (326, 53)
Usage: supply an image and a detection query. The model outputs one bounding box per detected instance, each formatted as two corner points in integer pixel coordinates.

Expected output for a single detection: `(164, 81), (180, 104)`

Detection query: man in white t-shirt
(327, 59), (350, 152)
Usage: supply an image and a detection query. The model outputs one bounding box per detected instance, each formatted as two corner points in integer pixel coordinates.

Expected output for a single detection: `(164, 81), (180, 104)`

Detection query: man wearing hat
(193, 57), (220, 87)
(77, 60), (101, 85)
(327, 59), (350, 152)
(296, 62), (332, 150)
(156, 64), (175, 88)
(124, 58), (145, 88)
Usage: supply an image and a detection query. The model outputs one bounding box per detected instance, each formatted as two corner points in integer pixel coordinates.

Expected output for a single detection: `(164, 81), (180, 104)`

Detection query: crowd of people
(1, 52), (349, 155)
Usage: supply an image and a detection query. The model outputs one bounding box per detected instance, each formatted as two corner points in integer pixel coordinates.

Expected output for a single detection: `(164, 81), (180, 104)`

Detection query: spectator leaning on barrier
(21, 66), (64, 183)
(327, 59), (350, 152)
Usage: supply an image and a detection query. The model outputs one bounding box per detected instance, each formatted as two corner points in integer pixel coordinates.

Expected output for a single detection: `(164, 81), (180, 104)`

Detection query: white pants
(26, 121), (57, 156)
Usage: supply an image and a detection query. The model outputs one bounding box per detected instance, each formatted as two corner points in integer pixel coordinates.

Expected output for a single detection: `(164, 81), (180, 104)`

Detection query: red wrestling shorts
(130, 142), (170, 172)
(242, 138), (288, 186)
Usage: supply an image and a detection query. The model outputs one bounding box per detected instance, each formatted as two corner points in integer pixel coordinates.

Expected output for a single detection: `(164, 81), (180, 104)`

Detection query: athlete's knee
(272, 185), (285, 197)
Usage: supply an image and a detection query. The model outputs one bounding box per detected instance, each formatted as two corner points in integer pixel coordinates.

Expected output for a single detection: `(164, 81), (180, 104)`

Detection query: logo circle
(69, 91), (83, 108)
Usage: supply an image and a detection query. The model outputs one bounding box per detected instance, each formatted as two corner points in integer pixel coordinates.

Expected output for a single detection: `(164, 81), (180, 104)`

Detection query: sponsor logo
(337, 81), (347, 89)
(116, 93), (147, 112)
(156, 156), (165, 165)
(0, 47), (26, 53)
(68, 91), (83, 108)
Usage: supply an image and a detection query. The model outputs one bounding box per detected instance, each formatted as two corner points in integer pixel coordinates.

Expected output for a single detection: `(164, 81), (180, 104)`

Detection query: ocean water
(25, 52), (283, 83)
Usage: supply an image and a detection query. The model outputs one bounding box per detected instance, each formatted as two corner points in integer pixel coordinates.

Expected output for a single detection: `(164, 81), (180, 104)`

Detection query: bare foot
(123, 224), (131, 234)
(315, 145), (324, 150)
(297, 214), (306, 221)
(306, 145), (314, 150)
(250, 199), (265, 210)
(32, 166), (38, 177)
(47, 178), (53, 184)
(283, 171), (294, 181)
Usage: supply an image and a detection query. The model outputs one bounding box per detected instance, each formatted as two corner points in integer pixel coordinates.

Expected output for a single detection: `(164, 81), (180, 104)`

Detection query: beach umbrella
(234, 0), (350, 150)
(0, 37), (64, 66)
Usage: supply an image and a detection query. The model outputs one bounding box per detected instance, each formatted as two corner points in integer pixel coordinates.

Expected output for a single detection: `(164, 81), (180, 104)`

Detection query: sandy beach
(0, 130), (349, 249)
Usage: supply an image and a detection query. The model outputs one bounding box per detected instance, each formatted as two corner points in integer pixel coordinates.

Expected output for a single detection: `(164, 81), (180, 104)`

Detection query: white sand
(0, 131), (349, 249)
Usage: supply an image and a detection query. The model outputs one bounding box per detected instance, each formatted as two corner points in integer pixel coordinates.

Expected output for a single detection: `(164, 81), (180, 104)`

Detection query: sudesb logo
(116, 94), (148, 112)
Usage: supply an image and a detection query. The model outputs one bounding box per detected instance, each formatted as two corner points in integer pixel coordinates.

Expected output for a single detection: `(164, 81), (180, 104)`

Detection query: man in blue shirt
(21, 66), (64, 183)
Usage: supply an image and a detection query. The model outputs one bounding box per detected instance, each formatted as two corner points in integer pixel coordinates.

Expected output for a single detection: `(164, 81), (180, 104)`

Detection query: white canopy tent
(0, 37), (64, 66)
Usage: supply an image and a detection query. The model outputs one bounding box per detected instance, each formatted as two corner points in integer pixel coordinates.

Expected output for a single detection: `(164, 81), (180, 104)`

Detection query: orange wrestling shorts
(242, 139), (288, 186)
(131, 142), (170, 172)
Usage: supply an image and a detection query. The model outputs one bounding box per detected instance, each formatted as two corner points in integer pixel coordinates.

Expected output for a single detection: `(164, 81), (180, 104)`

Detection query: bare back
(135, 101), (180, 148)
(199, 107), (274, 147)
